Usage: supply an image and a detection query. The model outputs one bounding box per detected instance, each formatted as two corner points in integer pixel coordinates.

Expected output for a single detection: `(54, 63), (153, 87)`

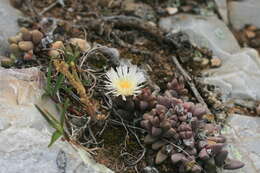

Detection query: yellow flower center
(115, 79), (135, 96)
(119, 80), (132, 89)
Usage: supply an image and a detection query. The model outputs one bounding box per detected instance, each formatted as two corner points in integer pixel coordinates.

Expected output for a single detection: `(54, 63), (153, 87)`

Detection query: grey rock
(0, 67), (113, 173)
(0, 0), (21, 55)
(222, 114), (260, 173)
(159, 14), (260, 101)
(159, 14), (240, 61)
(214, 0), (228, 24)
(203, 48), (260, 101)
(228, 0), (260, 30)
(122, 0), (156, 22)
(143, 166), (159, 173)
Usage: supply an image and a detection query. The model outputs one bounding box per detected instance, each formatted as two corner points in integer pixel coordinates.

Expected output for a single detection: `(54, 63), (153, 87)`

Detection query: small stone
(193, 57), (202, 63)
(9, 43), (20, 54)
(166, 7), (178, 15)
(234, 99), (256, 109)
(8, 34), (22, 44)
(52, 41), (65, 49)
(23, 50), (33, 60)
(210, 57), (222, 67)
(180, 5), (193, 12)
(143, 166), (159, 173)
(31, 30), (44, 44)
(247, 25), (257, 31)
(20, 27), (32, 41)
(245, 30), (256, 39)
(69, 38), (90, 52)
(48, 50), (60, 58)
(18, 41), (34, 51)
(0, 57), (14, 68)
(256, 104), (260, 115)
(201, 58), (209, 67)
(49, 41), (64, 57)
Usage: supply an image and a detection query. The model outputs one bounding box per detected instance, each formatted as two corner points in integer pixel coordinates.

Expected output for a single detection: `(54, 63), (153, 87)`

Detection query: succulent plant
(166, 75), (188, 97)
(134, 88), (157, 112)
(8, 27), (44, 61)
(140, 77), (244, 173)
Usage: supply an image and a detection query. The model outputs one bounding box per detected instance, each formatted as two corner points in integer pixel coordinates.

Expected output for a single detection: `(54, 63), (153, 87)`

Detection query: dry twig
(53, 59), (97, 119)
(171, 56), (211, 114)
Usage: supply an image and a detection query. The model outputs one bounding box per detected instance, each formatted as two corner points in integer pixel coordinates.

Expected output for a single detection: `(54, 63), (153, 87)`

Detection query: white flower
(105, 64), (146, 100)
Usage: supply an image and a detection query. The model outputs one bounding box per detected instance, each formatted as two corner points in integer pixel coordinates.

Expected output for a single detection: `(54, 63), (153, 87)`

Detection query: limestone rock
(214, 0), (228, 24)
(0, 67), (113, 173)
(159, 14), (260, 101)
(222, 114), (260, 173)
(228, 0), (260, 30)
(0, 0), (21, 55)
(159, 14), (240, 61)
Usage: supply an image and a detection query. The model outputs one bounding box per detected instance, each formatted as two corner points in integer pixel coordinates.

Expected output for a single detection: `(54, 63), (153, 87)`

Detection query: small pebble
(20, 27), (32, 41)
(166, 7), (178, 15)
(245, 30), (256, 39)
(48, 50), (60, 58)
(201, 58), (209, 67)
(18, 41), (34, 51)
(49, 41), (65, 57)
(0, 57), (14, 68)
(23, 50), (34, 61)
(246, 25), (257, 31)
(9, 43), (20, 54)
(8, 33), (22, 44)
(70, 38), (90, 52)
(52, 41), (65, 49)
(210, 57), (222, 67)
(256, 104), (260, 115)
(180, 5), (193, 12)
(31, 30), (44, 44)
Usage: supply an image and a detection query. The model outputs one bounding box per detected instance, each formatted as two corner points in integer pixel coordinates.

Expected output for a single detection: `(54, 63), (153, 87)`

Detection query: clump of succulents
(1, 27), (44, 68)
(8, 27), (44, 61)
(139, 77), (244, 173)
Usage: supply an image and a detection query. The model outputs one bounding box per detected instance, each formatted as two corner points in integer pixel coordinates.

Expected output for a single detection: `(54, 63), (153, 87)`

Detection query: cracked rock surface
(0, 67), (113, 173)
(222, 114), (260, 173)
(159, 14), (260, 101)
(0, 0), (21, 55)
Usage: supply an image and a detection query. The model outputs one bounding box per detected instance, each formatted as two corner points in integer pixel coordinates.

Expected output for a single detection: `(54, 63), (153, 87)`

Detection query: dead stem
(39, 0), (59, 16)
(53, 59), (97, 119)
(171, 56), (211, 114)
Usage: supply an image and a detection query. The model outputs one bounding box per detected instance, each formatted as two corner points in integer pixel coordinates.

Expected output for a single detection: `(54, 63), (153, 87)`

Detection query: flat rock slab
(228, 0), (260, 30)
(222, 114), (260, 173)
(159, 14), (260, 101)
(159, 14), (240, 61)
(214, 0), (228, 24)
(0, 67), (113, 173)
(0, 0), (21, 55)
